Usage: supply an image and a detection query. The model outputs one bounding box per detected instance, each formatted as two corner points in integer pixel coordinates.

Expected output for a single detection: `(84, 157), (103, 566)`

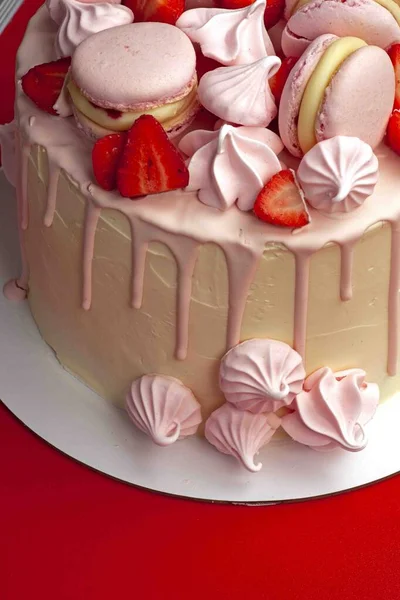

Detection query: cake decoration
(92, 132), (126, 191)
(281, 0), (400, 58)
(279, 35), (395, 156)
(53, 0), (133, 58)
(268, 56), (298, 105)
(179, 124), (284, 158)
(176, 0), (275, 67)
(281, 367), (379, 451)
(205, 403), (281, 472)
(69, 23), (199, 138)
(184, 124), (281, 211)
(253, 169), (310, 228)
(122, 0), (185, 24)
(388, 44), (400, 110)
(198, 56), (281, 127)
(21, 57), (71, 116)
(46, 0), (124, 25)
(387, 111), (400, 156)
(126, 374), (202, 445)
(297, 136), (379, 214)
(220, 339), (305, 413)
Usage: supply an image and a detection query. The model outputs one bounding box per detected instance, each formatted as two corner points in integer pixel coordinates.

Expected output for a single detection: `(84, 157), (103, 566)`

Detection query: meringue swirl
(220, 338), (306, 413)
(297, 136), (379, 214)
(183, 124), (281, 211)
(52, 0), (133, 59)
(198, 56), (281, 127)
(176, 0), (275, 66)
(126, 374), (202, 446)
(281, 367), (379, 451)
(205, 403), (281, 472)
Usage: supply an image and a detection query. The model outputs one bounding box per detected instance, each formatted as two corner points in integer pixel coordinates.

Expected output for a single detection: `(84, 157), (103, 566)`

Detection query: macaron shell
(281, 0), (400, 57)
(316, 46), (395, 149)
(72, 23), (197, 110)
(278, 34), (338, 157)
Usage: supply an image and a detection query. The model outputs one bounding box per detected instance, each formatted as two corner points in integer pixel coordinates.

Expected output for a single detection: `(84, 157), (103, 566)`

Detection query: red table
(1, 4), (400, 599)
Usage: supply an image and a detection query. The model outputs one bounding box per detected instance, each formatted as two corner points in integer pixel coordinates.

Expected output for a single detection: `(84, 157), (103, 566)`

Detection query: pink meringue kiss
(297, 136), (379, 214)
(182, 124), (281, 211)
(53, 0), (133, 58)
(126, 374), (202, 446)
(47, 0), (123, 25)
(220, 339), (305, 414)
(205, 404), (281, 472)
(281, 367), (379, 452)
(176, 0), (275, 67)
(198, 56), (281, 127)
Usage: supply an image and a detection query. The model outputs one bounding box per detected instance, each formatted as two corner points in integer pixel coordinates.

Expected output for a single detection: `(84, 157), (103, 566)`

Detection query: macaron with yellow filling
(69, 22), (199, 139)
(278, 34), (395, 157)
(282, 0), (400, 57)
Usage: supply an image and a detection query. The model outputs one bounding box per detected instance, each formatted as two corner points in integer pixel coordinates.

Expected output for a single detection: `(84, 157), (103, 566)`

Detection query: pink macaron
(69, 22), (200, 139)
(282, 0), (400, 57)
(278, 34), (395, 157)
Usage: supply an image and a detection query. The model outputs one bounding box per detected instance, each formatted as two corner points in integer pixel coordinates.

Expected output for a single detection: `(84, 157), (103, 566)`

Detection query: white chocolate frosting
(126, 374), (202, 445)
(0, 121), (17, 187)
(298, 136), (379, 214)
(198, 56), (281, 127)
(183, 124), (281, 211)
(176, 0), (275, 66)
(205, 403), (281, 471)
(220, 339), (306, 413)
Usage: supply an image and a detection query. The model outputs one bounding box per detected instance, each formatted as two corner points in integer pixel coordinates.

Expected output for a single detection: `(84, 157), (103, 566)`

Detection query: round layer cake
(4, 1), (400, 468)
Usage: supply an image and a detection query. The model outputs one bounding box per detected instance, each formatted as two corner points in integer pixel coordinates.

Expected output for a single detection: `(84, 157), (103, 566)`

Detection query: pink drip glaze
(340, 243), (354, 302)
(82, 199), (101, 310)
(388, 219), (400, 376)
(10, 6), (400, 377)
(20, 143), (30, 231)
(3, 279), (28, 302)
(44, 164), (60, 227)
(293, 252), (310, 360)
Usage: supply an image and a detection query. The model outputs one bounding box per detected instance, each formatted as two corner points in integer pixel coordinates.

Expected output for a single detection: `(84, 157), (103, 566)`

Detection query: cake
(2, 0), (400, 472)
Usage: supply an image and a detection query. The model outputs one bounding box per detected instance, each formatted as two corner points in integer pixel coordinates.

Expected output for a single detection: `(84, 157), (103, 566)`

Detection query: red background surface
(1, 3), (400, 599)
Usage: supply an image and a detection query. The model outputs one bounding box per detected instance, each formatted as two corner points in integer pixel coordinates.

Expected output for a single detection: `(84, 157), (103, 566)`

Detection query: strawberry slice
(269, 56), (298, 104)
(264, 0), (285, 29)
(253, 169), (310, 228)
(117, 115), (189, 198)
(122, 0), (184, 24)
(92, 133), (127, 191)
(388, 44), (400, 110)
(387, 110), (400, 155)
(21, 57), (71, 116)
(216, 0), (254, 8)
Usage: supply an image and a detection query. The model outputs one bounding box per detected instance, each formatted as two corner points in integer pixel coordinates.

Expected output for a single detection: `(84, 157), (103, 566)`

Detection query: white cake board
(1, 171), (399, 504)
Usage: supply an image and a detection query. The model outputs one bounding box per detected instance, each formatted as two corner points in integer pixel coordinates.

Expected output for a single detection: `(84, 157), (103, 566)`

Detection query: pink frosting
(176, 0), (275, 66)
(53, 0), (133, 58)
(182, 124), (281, 211)
(126, 374), (202, 446)
(205, 403), (281, 471)
(220, 339), (306, 414)
(281, 0), (400, 58)
(281, 367), (379, 451)
(0, 121), (17, 187)
(198, 56), (281, 127)
(298, 136), (379, 214)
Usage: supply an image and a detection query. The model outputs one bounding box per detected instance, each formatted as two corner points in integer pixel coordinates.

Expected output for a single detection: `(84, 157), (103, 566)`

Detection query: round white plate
(1, 171), (399, 503)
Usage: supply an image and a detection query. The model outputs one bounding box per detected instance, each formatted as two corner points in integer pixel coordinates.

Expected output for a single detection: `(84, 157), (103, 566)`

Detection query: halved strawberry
(388, 44), (400, 110)
(216, 0), (254, 9)
(122, 0), (184, 24)
(264, 0), (285, 29)
(387, 110), (400, 155)
(92, 133), (127, 191)
(269, 56), (298, 104)
(117, 115), (189, 198)
(21, 57), (71, 116)
(253, 169), (310, 228)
